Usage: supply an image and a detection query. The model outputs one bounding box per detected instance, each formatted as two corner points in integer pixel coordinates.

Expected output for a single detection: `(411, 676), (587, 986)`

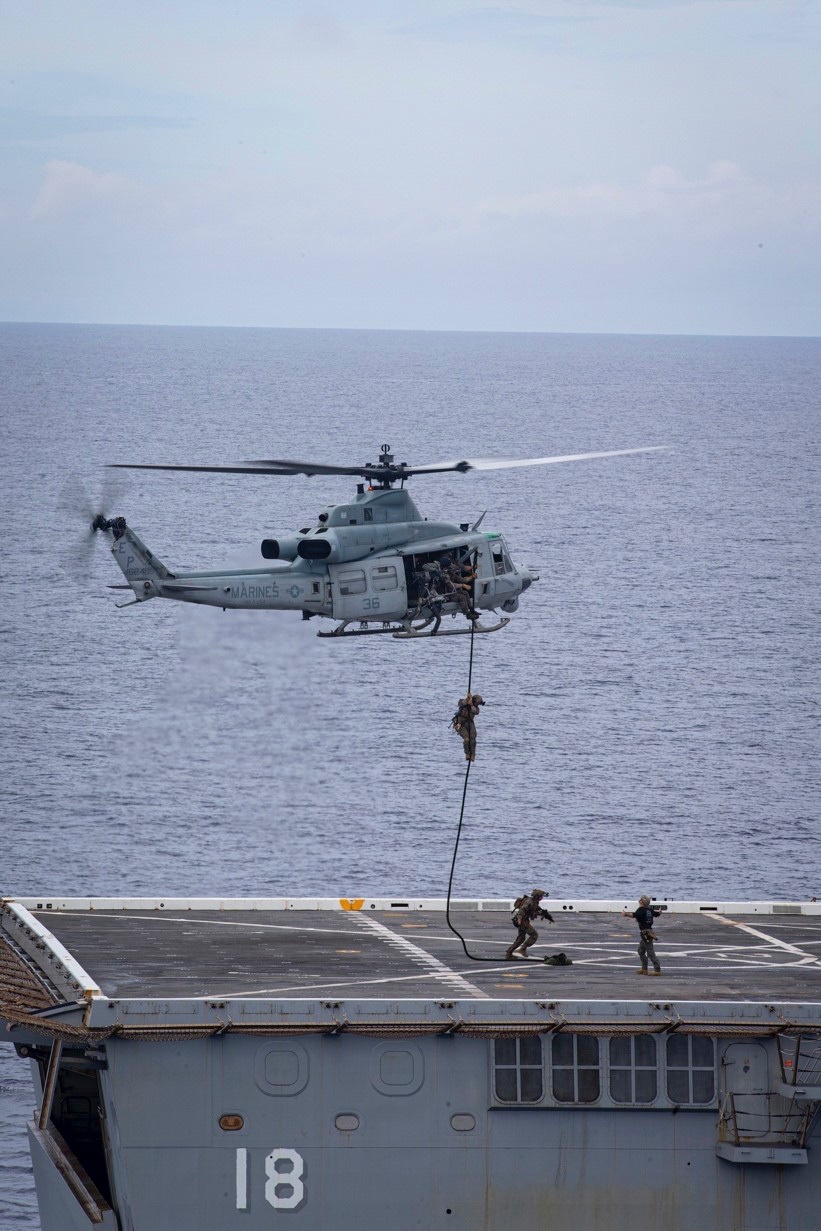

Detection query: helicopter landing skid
(393, 616), (510, 639)
(317, 617), (436, 639)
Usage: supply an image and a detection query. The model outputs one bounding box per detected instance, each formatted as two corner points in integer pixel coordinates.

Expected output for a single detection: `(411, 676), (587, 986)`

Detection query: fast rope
(444, 598), (506, 963)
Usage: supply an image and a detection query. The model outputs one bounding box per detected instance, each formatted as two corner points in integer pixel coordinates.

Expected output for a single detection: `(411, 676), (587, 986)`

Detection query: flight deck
(2, 898), (819, 1020)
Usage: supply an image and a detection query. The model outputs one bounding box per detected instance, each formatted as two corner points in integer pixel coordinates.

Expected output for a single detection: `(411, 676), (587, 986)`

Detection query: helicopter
(90, 443), (666, 638)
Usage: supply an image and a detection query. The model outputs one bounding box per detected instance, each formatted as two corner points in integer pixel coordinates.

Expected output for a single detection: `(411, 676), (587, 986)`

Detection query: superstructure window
(666, 1036), (716, 1105)
(493, 1037), (543, 1103)
(372, 565), (398, 591)
(551, 1035), (600, 1104)
(609, 1035), (658, 1104)
(338, 570), (366, 596)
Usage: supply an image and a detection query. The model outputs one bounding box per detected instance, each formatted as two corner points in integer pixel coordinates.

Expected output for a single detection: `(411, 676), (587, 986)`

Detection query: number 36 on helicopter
(87, 443), (666, 639)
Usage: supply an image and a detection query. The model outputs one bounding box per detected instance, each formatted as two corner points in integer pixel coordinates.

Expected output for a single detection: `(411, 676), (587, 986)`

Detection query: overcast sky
(1, 1), (818, 334)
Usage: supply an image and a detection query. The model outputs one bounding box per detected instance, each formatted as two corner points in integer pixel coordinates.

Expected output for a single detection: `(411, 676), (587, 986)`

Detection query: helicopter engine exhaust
(297, 538), (332, 560)
(260, 536), (301, 561)
(262, 531), (354, 564)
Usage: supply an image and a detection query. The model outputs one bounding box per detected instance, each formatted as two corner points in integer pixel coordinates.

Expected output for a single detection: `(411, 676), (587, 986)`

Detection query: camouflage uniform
(506, 890), (554, 959)
(444, 558), (476, 618)
(453, 695), (480, 761)
(419, 561), (447, 631)
(421, 560), (446, 597)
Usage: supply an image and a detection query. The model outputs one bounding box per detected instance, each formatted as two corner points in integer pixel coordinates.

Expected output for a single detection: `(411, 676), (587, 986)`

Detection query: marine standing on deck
(453, 692), (483, 762)
(624, 895), (662, 975)
(506, 889), (554, 959)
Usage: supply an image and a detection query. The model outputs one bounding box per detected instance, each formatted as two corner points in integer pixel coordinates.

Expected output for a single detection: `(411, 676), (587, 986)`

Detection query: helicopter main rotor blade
(410, 445), (669, 473)
(107, 462), (303, 475)
(108, 458), (392, 478)
(248, 458), (381, 477)
(109, 458), (411, 480)
(107, 445), (668, 481)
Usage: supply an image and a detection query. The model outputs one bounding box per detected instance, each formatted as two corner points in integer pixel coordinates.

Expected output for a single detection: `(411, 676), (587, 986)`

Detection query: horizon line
(1, 319), (819, 340)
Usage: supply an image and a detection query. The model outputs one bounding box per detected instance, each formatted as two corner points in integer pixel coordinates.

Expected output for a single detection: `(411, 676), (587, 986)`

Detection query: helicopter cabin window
(339, 570), (367, 596)
(372, 565), (398, 591)
(363, 508), (374, 522)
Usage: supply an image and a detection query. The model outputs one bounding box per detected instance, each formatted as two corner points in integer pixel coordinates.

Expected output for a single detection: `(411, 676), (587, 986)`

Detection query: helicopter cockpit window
(339, 570), (367, 596)
(364, 508), (373, 522)
(372, 565), (398, 591)
(491, 542), (507, 575)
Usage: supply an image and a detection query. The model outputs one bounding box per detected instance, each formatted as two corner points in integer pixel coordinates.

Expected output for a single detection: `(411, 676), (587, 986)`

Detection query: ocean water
(0, 324), (819, 1226)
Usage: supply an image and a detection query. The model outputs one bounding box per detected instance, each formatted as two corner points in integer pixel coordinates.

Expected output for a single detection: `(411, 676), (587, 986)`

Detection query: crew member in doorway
(624, 895), (663, 975)
(442, 553), (477, 619)
(506, 889), (554, 960)
(421, 558), (447, 596)
(452, 692), (483, 761)
(419, 559), (447, 632)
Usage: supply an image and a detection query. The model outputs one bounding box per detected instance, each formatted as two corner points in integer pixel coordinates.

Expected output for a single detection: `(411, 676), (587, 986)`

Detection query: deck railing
(717, 1093), (812, 1148)
(777, 1034), (821, 1089)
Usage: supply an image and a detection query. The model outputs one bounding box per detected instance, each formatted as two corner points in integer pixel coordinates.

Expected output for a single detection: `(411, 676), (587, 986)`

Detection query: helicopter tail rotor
(58, 471), (131, 582)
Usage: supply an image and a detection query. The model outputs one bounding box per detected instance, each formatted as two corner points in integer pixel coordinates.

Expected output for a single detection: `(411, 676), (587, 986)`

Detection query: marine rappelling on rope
(443, 602), (571, 967)
(451, 692), (484, 762)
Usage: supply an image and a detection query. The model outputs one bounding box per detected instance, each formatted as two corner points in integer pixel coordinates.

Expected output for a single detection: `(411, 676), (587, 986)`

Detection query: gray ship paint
(2, 898), (819, 1230)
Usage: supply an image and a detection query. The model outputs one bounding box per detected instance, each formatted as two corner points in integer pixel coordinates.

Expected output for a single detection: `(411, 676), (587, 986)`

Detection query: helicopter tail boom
(110, 524), (172, 602)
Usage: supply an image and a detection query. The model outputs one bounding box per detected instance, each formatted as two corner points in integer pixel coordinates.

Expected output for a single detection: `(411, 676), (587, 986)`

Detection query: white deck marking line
(206, 966), (499, 999)
(425, 936), (781, 954)
(553, 960), (814, 970)
(46, 911), (361, 937)
(354, 913), (489, 999)
(714, 914), (821, 966)
(561, 952), (776, 967)
(199, 942), (817, 997)
(193, 948), (818, 998)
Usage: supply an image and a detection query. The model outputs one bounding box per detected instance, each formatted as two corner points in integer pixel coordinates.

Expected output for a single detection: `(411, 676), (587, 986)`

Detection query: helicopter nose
(519, 567), (539, 591)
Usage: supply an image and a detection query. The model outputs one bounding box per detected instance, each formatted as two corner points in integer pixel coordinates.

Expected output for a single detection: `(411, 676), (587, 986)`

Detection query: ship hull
(2, 896), (819, 1230)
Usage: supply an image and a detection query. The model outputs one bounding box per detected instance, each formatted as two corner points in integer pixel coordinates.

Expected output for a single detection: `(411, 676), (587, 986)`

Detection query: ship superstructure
(1, 896), (820, 1230)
